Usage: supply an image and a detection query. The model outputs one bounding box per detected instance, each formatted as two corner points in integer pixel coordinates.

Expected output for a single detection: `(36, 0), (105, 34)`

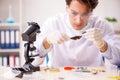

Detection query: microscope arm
(24, 43), (30, 63)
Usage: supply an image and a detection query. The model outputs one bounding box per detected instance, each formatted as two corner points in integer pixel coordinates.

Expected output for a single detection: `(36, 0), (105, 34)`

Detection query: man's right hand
(46, 31), (70, 44)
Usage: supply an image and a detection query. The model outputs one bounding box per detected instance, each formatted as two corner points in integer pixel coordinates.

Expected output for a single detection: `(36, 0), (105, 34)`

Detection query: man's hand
(46, 31), (70, 44)
(84, 28), (105, 48)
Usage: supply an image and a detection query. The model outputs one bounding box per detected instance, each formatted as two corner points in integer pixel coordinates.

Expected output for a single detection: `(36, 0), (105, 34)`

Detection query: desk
(0, 66), (120, 80)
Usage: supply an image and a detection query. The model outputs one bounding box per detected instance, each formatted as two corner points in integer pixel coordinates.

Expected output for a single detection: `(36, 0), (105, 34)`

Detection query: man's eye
(82, 13), (89, 16)
(71, 11), (78, 15)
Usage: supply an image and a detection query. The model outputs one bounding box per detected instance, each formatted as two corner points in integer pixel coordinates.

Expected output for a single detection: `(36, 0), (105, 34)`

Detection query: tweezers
(70, 31), (86, 40)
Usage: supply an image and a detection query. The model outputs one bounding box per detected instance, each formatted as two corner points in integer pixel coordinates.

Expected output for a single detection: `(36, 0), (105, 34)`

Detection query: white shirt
(36, 12), (120, 67)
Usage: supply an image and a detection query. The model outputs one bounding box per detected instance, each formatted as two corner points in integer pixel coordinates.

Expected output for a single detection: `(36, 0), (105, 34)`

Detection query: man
(34, 0), (120, 68)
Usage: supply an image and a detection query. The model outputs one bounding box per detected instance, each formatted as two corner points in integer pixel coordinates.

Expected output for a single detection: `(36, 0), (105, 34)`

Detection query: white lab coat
(36, 12), (120, 68)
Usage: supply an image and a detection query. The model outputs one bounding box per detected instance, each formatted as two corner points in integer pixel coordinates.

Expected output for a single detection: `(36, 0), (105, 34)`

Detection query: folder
(1, 30), (6, 49)
(15, 30), (20, 48)
(9, 55), (15, 67)
(5, 30), (10, 49)
(15, 56), (20, 67)
(0, 56), (2, 66)
(0, 30), (1, 49)
(3, 56), (8, 67)
(10, 30), (15, 48)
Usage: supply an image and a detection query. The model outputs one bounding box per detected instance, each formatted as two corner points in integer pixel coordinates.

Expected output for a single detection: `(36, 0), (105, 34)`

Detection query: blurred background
(0, 0), (120, 67)
(22, 0), (120, 31)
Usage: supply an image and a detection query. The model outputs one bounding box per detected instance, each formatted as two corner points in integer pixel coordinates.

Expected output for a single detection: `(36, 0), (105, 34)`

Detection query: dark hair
(65, 0), (98, 12)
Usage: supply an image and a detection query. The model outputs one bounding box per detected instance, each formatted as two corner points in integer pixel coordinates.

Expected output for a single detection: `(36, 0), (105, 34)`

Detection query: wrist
(43, 38), (51, 49)
(94, 40), (104, 48)
(99, 41), (108, 52)
(94, 40), (108, 52)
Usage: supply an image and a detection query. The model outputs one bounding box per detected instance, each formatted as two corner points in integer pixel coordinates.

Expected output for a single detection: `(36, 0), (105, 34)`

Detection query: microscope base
(12, 63), (40, 78)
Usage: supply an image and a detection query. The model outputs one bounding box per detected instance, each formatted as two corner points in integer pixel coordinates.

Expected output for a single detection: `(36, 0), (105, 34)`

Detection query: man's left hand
(84, 28), (105, 48)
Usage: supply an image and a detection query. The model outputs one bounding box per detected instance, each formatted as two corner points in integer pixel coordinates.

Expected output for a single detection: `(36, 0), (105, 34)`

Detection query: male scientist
(34, 0), (120, 68)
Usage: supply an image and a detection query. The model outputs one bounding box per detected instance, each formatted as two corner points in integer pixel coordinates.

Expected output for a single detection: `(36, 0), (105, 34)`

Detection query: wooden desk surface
(0, 66), (120, 80)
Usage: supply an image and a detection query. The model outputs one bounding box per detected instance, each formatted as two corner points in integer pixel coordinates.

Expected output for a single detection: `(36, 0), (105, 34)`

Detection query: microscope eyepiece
(22, 22), (40, 42)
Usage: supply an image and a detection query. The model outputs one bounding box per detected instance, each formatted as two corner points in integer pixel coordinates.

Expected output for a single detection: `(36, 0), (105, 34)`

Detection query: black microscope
(12, 22), (41, 78)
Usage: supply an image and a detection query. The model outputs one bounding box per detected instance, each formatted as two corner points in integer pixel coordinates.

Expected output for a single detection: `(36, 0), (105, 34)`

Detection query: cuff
(100, 42), (112, 59)
(37, 43), (53, 58)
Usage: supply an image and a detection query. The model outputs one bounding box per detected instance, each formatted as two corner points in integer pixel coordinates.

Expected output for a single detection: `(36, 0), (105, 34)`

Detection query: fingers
(57, 33), (70, 44)
(84, 28), (103, 41)
(47, 31), (70, 44)
(83, 28), (105, 48)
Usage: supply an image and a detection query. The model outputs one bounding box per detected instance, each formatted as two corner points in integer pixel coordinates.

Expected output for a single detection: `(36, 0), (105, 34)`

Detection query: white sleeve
(100, 21), (120, 66)
(35, 18), (55, 58)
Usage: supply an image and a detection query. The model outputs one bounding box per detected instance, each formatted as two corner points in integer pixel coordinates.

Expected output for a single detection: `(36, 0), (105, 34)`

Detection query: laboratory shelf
(0, 23), (20, 29)
(0, 49), (20, 53)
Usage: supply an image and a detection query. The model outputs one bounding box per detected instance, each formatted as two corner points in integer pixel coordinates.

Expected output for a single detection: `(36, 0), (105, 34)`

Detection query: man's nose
(75, 15), (82, 24)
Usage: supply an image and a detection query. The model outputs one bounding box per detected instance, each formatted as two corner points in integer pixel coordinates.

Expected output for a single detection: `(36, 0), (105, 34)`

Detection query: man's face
(67, 0), (91, 30)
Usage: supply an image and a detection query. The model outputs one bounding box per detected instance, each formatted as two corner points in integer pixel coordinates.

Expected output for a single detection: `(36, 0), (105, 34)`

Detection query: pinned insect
(70, 31), (86, 40)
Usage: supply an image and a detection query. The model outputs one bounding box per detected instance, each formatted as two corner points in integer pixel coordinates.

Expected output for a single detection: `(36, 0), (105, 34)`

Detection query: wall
(22, 0), (66, 30)
(0, 0), (120, 30)
(0, 0), (119, 31)
(94, 0), (120, 30)
(22, 0), (120, 30)
(0, 0), (20, 22)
